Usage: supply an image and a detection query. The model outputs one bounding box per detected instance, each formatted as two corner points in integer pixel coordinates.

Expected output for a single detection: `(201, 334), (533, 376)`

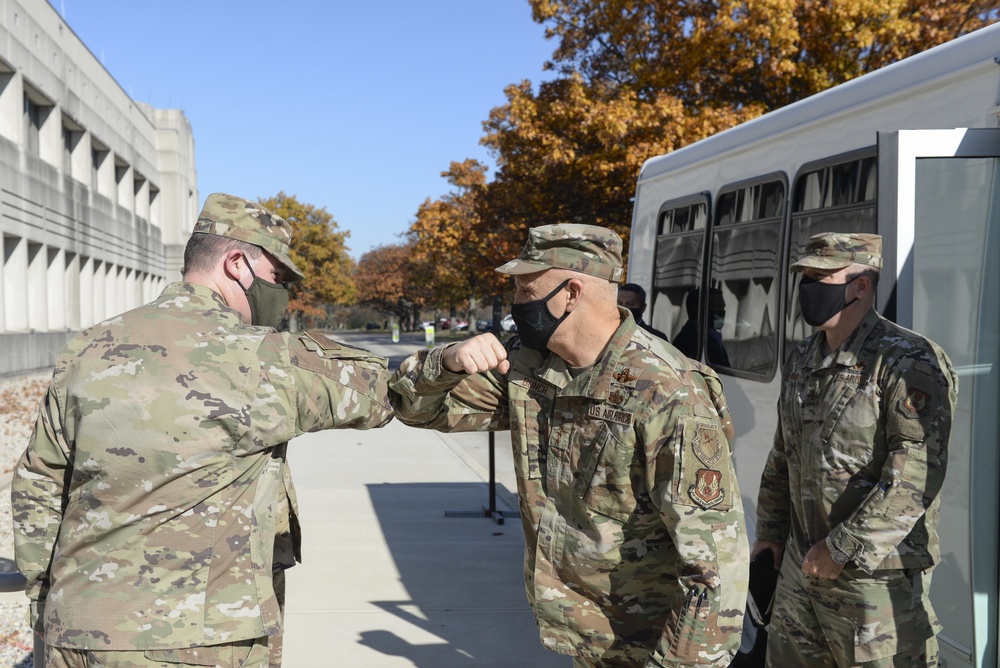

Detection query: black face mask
(511, 279), (571, 351)
(798, 275), (859, 327)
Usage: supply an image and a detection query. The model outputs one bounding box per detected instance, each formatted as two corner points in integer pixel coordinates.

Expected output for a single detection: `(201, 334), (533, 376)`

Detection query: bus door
(879, 128), (1000, 668)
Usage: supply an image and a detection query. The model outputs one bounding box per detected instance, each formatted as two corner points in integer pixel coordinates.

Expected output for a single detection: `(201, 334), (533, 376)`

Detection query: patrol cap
(495, 224), (624, 282)
(790, 232), (883, 272)
(193, 193), (305, 281)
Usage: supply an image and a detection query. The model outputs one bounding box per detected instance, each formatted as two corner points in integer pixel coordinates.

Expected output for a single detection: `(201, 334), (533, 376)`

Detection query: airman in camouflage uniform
(12, 193), (394, 667)
(390, 225), (748, 667)
(753, 233), (957, 667)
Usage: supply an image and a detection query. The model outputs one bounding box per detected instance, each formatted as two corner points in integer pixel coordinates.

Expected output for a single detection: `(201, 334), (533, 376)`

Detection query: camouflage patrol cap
(193, 193), (305, 281)
(495, 224), (624, 282)
(790, 232), (883, 272)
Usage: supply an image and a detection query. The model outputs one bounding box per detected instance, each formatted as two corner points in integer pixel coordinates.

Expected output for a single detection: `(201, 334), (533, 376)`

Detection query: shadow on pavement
(358, 482), (563, 668)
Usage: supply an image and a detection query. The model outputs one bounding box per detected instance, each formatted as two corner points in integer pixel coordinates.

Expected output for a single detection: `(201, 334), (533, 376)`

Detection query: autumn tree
(467, 0), (997, 266)
(355, 242), (429, 327)
(480, 76), (757, 256)
(259, 192), (355, 330)
(529, 0), (999, 109)
(408, 160), (510, 332)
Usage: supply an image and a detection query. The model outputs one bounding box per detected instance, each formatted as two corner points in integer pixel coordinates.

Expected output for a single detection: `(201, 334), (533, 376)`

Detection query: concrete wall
(0, 0), (197, 375)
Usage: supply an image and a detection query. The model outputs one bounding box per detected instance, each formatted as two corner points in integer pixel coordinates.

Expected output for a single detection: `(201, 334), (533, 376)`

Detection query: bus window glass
(691, 204), (707, 230)
(651, 199), (708, 344)
(760, 181), (784, 218)
(703, 178), (784, 377)
(795, 170), (825, 211)
(672, 207), (690, 233)
(860, 157), (877, 201)
(786, 154), (877, 360)
(658, 211), (672, 236)
(831, 161), (859, 206)
(716, 191), (738, 226)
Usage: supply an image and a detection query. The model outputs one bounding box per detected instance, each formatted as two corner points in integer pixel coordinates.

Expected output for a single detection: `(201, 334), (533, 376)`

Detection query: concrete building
(0, 0), (198, 375)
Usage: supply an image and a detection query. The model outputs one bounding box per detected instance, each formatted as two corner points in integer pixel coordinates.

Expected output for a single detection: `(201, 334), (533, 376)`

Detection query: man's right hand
(442, 333), (510, 375)
(750, 539), (784, 570)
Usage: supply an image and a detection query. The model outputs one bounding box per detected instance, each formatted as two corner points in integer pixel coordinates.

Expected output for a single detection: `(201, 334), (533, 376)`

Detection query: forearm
(828, 440), (943, 572)
(390, 346), (507, 432)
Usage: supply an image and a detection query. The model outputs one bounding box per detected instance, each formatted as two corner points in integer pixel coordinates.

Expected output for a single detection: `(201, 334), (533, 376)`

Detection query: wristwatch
(826, 536), (851, 565)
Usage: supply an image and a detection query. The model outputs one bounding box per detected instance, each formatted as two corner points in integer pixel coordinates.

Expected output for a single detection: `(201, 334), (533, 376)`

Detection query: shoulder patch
(676, 416), (732, 511)
(691, 422), (724, 467)
(689, 469), (726, 509)
(899, 388), (930, 418)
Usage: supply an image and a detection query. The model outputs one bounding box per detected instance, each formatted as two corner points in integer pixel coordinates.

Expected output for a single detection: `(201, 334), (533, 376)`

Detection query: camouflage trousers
(43, 637), (269, 668)
(267, 566), (287, 668)
(766, 546), (940, 667)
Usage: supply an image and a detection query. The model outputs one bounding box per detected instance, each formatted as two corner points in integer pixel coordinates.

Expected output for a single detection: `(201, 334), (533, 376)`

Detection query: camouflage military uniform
(12, 194), (393, 664)
(756, 233), (957, 667)
(392, 317), (747, 666)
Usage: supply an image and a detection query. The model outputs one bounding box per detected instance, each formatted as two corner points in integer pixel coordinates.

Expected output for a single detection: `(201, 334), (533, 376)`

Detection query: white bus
(626, 23), (1000, 668)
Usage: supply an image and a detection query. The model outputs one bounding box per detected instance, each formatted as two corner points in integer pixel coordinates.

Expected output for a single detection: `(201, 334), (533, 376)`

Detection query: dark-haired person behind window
(617, 283), (669, 340)
(672, 288), (731, 368)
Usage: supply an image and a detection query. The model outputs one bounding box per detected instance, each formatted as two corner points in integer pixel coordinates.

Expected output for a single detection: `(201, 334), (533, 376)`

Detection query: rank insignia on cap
(692, 423), (724, 468)
(900, 389), (930, 418)
(689, 469), (726, 509)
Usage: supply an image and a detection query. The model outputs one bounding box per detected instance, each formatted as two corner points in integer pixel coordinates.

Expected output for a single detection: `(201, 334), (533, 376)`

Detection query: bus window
(650, 196), (709, 346)
(705, 176), (785, 378)
(785, 151), (878, 360)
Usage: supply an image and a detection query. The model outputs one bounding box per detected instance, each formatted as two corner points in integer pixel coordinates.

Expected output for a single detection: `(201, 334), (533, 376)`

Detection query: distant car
(454, 320), (469, 331)
(437, 318), (450, 330)
(476, 319), (491, 331)
(365, 323), (380, 330)
(500, 314), (517, 333)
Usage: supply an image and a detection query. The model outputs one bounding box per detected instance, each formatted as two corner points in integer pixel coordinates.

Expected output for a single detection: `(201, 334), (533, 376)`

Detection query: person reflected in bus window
(751, 232), (957, 668)
(617, 282), (668, 340)
(672, 288), (731, 367)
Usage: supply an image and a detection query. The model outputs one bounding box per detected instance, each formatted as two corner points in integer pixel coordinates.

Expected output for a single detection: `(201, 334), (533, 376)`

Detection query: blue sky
(55, 1), (555, 259)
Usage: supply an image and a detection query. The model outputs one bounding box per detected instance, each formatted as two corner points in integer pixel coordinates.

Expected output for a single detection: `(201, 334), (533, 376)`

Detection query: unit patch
(691, 423), (724, 468)
(608, 390), (626, 406)
(689, 469), (726, 509)
(587, 403), (634, 426)
(900, 389), (931, 418)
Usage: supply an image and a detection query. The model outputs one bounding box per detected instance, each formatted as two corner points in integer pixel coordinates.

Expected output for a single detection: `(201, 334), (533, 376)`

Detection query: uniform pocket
(511, 398), (546, 480)
(850, 568), (938, 663)
(574, 422), (635, 522)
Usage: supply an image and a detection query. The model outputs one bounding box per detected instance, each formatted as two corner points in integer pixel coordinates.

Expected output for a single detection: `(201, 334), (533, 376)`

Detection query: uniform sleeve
(255, 331), (395, 440)
(827, 354), (957, 574)
(642, 375), (748, 667)
(754, 413), (791, 543)
(388, 344), (509, 432)
(11, 380), (69, 614)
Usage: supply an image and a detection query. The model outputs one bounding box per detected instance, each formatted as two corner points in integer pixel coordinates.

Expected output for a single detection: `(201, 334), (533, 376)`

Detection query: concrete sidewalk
(281, 418), (565, 668)
(278, 330), (566, 666)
